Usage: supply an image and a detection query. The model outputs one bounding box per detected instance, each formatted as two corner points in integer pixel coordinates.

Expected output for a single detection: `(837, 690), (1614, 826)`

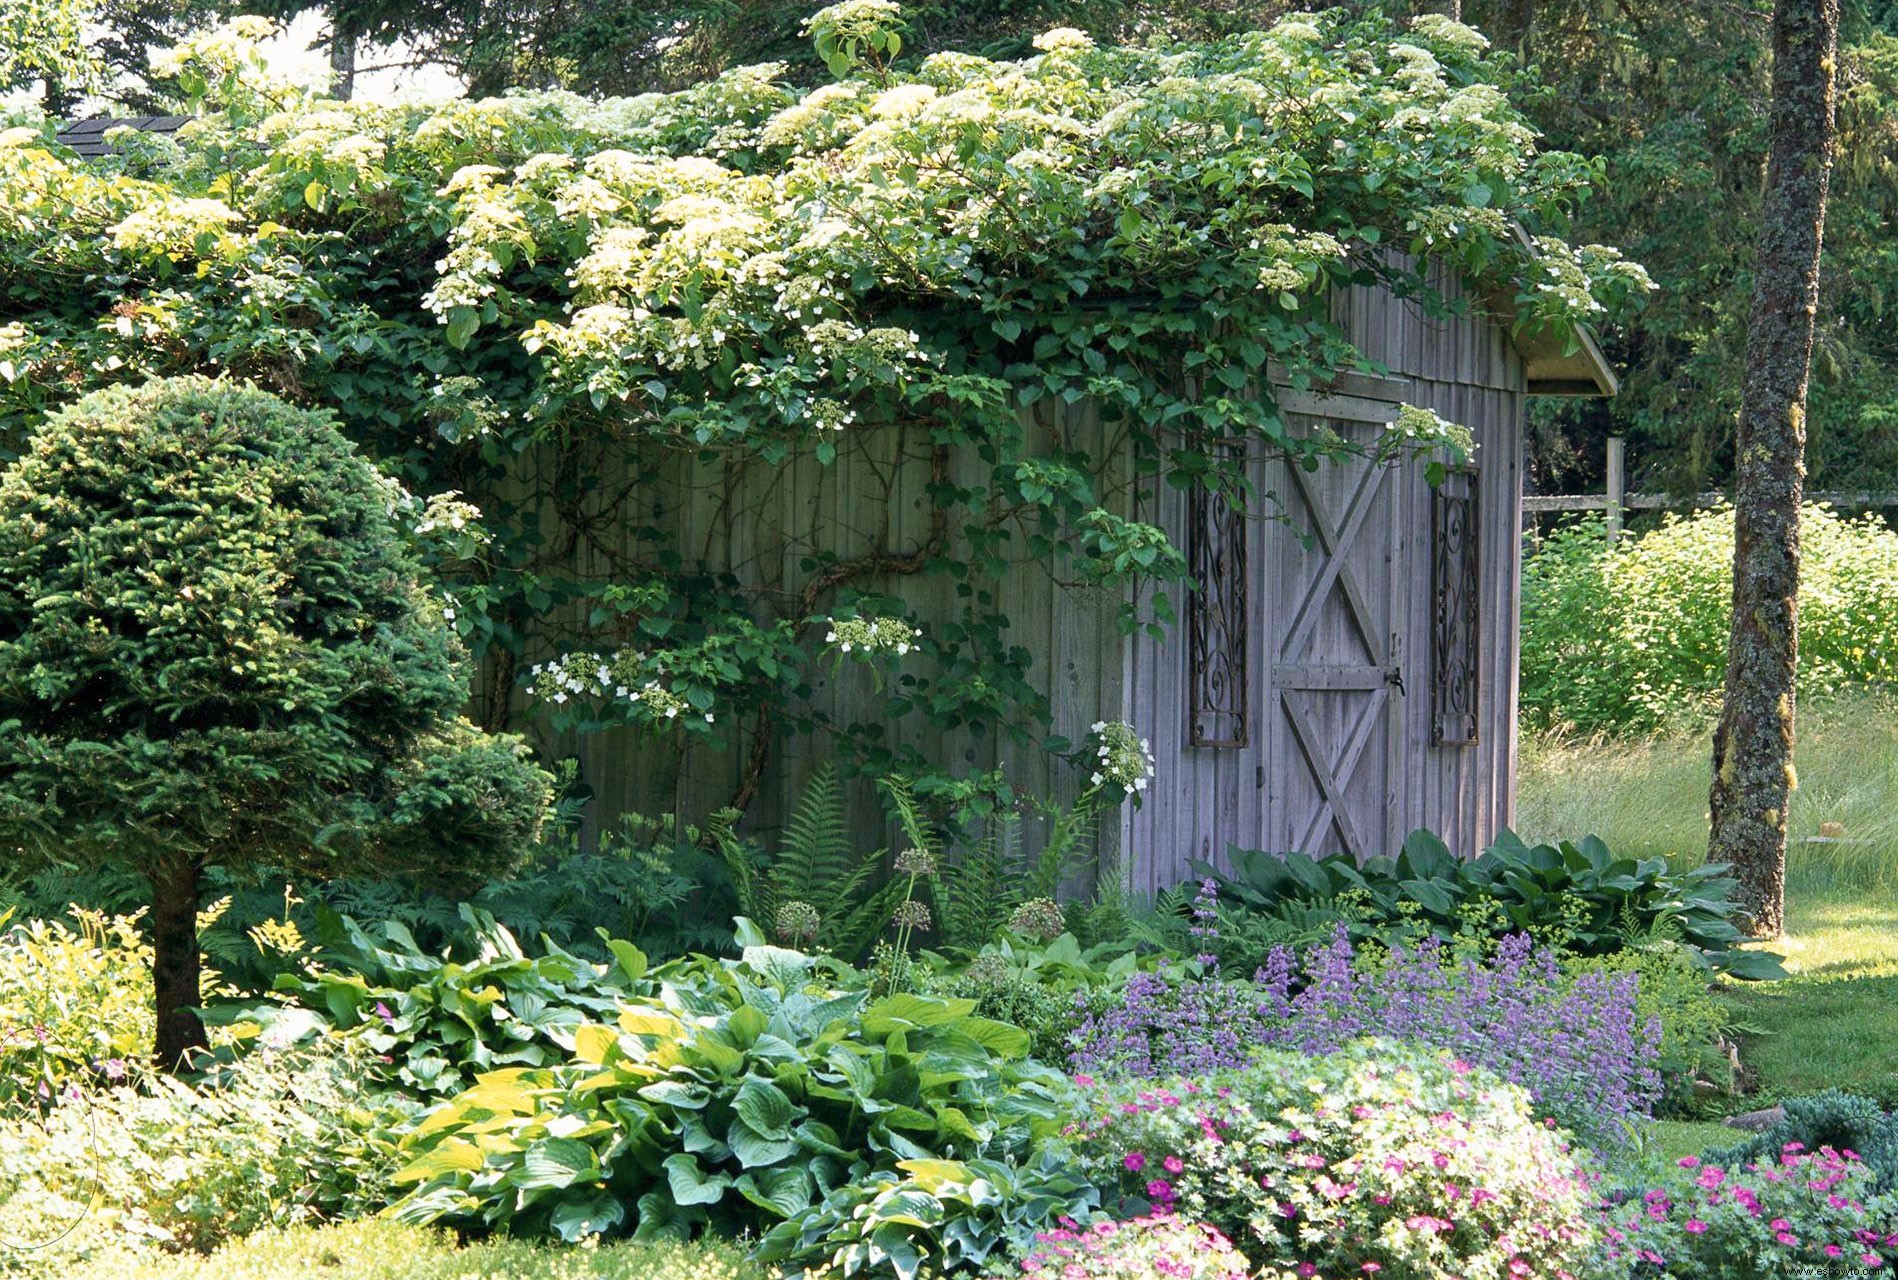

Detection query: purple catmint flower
(1069, 927), (1661, 1147)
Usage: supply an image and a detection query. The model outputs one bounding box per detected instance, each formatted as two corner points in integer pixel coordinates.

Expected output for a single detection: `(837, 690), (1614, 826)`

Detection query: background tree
(1706, 0), (1840, 937)
(0, 377), (553, 1066)
(246, 0), (1280, 97)
(1, 0), (220, 115)
(1, 0), (106, 112)
(1465, 0), (1898, 498)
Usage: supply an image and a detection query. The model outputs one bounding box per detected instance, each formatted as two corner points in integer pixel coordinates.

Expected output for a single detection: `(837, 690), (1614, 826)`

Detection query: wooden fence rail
(1522, 438), (1898, 540)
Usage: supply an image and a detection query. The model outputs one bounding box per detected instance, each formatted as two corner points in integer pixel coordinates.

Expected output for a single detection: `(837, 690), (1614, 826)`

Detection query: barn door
(1267, 402), (1409, 860)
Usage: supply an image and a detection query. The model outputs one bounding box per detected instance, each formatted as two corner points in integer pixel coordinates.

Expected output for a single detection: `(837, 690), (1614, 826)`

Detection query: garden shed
(536, 265), (1616, 895)
(25, 18), (1640, 903)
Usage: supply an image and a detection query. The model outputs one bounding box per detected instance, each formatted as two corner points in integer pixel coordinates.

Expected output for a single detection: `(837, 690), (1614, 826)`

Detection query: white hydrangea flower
(1033, 27), (1094, 54)
(826, 615), (922, 657)
(1411, 12), (1491, 53)
(1087, 720), (1155, 796)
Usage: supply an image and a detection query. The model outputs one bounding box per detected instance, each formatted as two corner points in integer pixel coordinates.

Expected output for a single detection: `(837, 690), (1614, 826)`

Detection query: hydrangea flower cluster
(1087, 720), (1154, 796)
(1009, 1214), (1250, 1280)
(107, 197), (241, 259)
(825, 615), (921, 656)
(524, 653), (711, 726)
(1600, 1146), (1898, 1275)
(409, 491), (490, 557)
(1067, 1040), (1600, 1280)
(1069, 928), (1660, 1149)
(1382, 403), (1477, 468)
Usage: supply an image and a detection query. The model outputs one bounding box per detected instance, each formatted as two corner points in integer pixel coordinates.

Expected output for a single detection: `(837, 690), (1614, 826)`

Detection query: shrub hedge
(1521, 505), (1898, 733)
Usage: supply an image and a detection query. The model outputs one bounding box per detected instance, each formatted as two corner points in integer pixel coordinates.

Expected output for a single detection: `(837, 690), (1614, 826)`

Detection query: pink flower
(1073, 1074), (1094, 1088)
(1677, 1156), (1700, 1169)
(1124, 1152), (1147, 1172)
(1163, 1156), (1184, 1174)
(1777, 1232), (1797, 1246)
(1146, 1178), (1175, 1202)
(1684, 1220), (1708, 1234)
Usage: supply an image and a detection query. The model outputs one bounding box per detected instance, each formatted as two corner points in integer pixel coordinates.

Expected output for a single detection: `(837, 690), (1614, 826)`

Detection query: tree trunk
(1707, 0), (1838, 940)
(151, 856), (209, 1070)
(330, 25), (358, 101)
(1486, 0), (1538, 63)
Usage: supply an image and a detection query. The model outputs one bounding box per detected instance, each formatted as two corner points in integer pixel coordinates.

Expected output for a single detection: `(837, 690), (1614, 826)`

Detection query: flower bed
(1070, 928), (1660, 1147)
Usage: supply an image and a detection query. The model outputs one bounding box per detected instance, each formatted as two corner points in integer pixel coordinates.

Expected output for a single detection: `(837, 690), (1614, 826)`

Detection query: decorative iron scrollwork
(1188, 466), (1249, 747)
(1431, 468), (1479, 745)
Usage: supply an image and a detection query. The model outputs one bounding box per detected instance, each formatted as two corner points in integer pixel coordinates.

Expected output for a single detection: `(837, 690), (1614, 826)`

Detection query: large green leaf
(733, 1077), (802, 1139)
(736, 1165), (814, 1218)
(862, 994), (976, 1037)
(664, 1152), (733, 1206)
(729, 1119), (800, 1168)
(1399, 878), (1458, 916)
(549, 1190), (624, 1241)
(516, 1136), (599, 1190)
(953, 1017), (1030, 1060)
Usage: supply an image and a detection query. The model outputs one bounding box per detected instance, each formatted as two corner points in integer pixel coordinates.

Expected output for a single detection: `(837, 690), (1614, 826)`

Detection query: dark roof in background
(55, 115), (193, 158)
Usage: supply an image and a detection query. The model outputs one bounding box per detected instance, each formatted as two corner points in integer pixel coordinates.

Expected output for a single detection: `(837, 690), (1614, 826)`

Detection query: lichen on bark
(1707, 0), (1839, 940)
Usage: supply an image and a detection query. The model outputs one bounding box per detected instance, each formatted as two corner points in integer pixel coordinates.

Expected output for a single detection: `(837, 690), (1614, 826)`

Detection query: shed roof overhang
(1493, 224), (1619, 398)
(1513, 320), (1619, 398)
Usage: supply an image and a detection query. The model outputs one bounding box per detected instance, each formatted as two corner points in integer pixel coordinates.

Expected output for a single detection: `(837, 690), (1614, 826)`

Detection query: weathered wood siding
(485, 406), (1129, 859)
(1118, 268), (1526, 896)
(486, 265), (1525, 896)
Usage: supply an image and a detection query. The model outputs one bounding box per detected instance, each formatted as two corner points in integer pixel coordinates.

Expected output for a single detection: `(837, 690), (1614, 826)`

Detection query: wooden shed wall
(487, 406), (1129, 857)
(1116, 268), (1527, 896)
(485, 266), (1526, 894)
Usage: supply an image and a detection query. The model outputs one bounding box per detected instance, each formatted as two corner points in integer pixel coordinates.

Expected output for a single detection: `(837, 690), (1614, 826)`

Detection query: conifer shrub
(0, 377), (551, 1066)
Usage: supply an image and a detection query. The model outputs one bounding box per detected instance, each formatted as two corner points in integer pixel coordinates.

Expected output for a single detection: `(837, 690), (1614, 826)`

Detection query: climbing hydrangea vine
(0, 9), (1647, 813)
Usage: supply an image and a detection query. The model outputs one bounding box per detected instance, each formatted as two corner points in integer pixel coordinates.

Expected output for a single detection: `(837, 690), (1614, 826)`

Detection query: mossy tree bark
(1708, 0), (1838, 939)
(151, 855), (210, 1071)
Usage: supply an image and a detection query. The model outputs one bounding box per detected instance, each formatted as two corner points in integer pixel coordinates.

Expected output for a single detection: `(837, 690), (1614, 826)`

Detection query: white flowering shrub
(0, 5), (1647, 805)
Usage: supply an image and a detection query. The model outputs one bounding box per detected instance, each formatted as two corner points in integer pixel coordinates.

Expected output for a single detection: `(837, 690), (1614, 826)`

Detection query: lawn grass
(1519, 692), (1898, 1113)
(1518, 691), (1898, 899)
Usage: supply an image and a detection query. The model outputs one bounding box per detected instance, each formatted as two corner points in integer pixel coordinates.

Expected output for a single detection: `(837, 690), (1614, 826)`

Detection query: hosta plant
(1067, 1040), (1600, 1280)
(756, 1145), (1100, 1279)
(389, 935), (1074, 1277)
(239, 904), (648, 1099)
(1192, 828), (1782, 980)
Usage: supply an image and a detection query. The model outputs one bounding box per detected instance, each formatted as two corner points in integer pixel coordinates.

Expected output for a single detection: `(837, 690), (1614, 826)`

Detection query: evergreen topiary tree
(0, 377), (553, 1067)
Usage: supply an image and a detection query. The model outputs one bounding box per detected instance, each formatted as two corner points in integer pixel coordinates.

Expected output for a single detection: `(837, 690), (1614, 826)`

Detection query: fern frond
(1027, 793), (1098, 901)
(773, 765), (851, 893)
